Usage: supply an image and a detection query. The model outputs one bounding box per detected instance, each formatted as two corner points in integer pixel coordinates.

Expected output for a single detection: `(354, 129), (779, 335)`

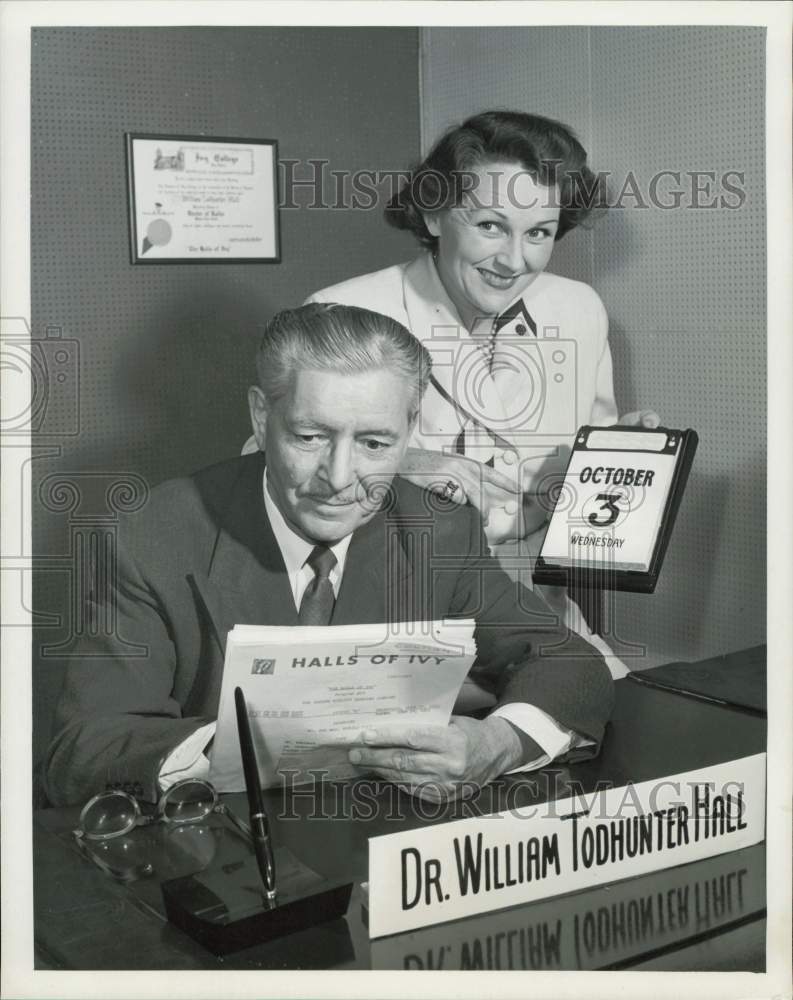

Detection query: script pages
(209, 620), (477, 791)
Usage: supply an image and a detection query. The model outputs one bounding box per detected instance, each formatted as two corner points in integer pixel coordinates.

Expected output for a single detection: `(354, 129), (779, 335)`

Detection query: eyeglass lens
(80, 792), (139, 840)
(160, 780), (216, 824)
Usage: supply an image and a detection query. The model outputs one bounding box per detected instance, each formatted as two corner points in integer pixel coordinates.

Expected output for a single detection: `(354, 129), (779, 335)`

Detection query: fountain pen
(234, 685), (277, 903)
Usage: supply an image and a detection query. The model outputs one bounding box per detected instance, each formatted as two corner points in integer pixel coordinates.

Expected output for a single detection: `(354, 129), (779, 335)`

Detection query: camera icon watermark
(1, 317), (80, 436)
(423, 320), (578, 444)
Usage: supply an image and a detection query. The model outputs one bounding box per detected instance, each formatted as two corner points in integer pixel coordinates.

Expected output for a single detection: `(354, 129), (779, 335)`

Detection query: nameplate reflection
(370, 843), (764, 970)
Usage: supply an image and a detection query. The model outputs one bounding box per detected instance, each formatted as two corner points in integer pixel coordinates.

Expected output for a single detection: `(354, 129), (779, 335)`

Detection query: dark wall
(31, 27), (420, 767)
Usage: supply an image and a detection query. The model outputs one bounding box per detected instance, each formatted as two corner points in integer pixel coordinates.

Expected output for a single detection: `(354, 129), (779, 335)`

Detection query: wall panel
(420, 26), (766, 668)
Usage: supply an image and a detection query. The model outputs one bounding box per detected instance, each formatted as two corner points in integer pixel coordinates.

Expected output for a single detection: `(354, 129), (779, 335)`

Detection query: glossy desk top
(34, 669), (767, 971)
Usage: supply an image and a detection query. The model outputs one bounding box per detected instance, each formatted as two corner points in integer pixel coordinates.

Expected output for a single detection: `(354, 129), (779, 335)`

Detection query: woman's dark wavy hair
(385, 110), (606, 248)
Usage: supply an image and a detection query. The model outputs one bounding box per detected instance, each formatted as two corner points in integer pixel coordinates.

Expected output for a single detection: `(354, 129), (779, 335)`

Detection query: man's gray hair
(255, 302), (432, 417)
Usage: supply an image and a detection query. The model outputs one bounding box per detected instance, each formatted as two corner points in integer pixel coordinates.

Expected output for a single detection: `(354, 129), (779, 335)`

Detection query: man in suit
(44, 303), (613, 808)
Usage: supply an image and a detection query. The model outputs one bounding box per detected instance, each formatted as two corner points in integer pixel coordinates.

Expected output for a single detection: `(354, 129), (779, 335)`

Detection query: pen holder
(161, 845), (353, 955)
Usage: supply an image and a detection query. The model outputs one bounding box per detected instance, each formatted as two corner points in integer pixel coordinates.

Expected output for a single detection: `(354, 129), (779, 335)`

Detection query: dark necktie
(298, 545), (337, 625)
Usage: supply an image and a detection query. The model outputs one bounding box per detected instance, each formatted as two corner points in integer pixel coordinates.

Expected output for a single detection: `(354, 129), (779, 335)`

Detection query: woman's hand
(618, 410), (661, 429)
(399, 447), (520, 524)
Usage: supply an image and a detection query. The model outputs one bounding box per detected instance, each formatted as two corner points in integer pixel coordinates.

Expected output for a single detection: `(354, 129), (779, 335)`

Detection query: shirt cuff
(158, 722), (216, 792)
(491, 703), (593, 773)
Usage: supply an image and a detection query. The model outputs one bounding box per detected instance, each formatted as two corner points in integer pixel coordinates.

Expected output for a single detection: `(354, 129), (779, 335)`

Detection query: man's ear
(248, 385), (270, 451)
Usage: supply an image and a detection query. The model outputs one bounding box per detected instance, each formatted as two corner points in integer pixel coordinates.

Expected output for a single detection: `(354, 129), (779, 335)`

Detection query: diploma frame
(125, 132), (281, 264)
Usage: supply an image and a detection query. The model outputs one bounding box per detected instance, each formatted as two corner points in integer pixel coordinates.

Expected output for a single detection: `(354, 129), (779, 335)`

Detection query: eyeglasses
(72, 778), (251, 881)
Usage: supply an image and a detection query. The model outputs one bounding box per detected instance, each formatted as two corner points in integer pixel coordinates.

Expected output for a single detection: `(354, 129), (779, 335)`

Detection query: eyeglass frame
(71, 778), (252, 881)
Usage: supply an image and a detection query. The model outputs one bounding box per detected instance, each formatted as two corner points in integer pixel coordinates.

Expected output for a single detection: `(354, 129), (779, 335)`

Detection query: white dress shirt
(158, 472), (584, 789)
(261, 472), (353, 606)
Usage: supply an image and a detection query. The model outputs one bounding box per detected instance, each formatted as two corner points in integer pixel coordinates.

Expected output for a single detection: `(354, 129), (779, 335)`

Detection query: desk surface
(34, 669), (767, 971)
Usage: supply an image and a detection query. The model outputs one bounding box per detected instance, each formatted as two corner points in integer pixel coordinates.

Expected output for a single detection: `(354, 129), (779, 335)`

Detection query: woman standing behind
(309, 111), (658, 549)
(290, 112), (659, 675)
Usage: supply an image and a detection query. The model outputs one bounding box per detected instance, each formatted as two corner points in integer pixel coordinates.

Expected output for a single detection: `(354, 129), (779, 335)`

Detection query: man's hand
(617, 410), (661, 429)
(399, 447), (520, 524)
(347, 716), (524, 801)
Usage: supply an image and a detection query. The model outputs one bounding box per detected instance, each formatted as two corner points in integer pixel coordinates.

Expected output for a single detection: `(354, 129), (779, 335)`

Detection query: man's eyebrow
(290, 418), (335, 433)
(290, 419), (399, 440)
(358, 428), (399, 440)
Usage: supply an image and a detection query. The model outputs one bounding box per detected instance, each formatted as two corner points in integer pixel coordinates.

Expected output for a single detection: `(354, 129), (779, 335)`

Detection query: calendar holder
(533, 425), (698, 594)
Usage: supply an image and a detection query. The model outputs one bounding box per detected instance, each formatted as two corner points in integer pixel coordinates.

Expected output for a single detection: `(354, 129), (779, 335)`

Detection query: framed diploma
(533, 425), (698, 593)
(125, 133), (280, 264)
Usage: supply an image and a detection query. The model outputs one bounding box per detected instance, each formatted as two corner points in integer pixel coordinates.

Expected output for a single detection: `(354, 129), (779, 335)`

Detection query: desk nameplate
(367, 753), (765, 938)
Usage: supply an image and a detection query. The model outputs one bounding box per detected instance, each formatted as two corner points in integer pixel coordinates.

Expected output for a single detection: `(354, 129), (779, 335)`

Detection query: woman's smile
(476, 266), (524, 290)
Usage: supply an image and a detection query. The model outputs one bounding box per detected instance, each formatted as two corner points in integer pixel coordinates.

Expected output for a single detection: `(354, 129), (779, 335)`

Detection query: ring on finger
(439, 480), (459, 501)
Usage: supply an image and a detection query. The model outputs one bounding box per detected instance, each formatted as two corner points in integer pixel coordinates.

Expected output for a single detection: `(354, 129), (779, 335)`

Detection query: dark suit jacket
(44, 453), (613, 806)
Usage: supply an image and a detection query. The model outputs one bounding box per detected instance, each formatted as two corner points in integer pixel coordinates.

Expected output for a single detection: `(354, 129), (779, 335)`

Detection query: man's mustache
(304, 475), (397, 508)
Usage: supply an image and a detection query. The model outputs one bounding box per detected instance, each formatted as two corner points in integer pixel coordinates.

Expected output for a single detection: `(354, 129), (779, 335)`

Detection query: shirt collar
(262, 470), (352, 578)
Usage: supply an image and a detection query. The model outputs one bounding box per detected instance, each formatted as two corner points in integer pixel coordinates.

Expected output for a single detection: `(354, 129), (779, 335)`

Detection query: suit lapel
(205, 453), (298, 639)
(182, 456), (294, 717)
(193, 456), (424, 643)
(330, 504), (417, 626)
